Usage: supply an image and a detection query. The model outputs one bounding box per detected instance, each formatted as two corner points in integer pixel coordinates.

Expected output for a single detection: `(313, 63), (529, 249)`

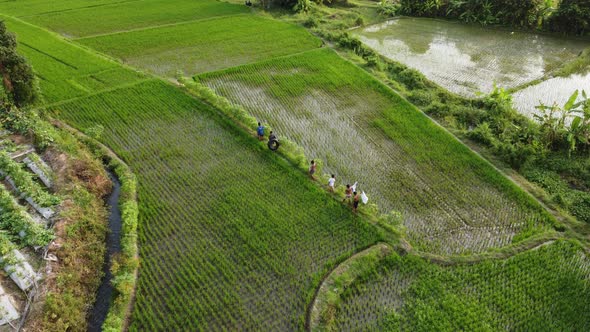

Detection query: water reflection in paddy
(355, 18), (588, 97)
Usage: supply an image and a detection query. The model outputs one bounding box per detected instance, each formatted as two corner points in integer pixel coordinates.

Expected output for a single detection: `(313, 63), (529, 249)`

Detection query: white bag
(361, 191), (368, 204)
(351, 182), (358, 192)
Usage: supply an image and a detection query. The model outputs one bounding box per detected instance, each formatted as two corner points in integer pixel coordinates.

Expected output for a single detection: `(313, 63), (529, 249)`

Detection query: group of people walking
(310, 158), (361, 213)
(257, 122), (362, 213)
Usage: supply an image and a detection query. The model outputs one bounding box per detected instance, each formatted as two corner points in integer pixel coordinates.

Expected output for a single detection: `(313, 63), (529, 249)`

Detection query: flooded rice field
(512, 72), (590, 119)
(354, 18), (588, 97)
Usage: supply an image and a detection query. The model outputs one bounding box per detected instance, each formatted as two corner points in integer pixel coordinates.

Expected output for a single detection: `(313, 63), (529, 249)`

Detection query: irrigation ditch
(53, 120), (139, 332)
(88, 170), (122, 332)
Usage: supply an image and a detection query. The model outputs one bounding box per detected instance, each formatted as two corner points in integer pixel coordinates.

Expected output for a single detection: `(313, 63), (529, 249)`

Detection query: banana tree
(566, 90), (590, 156)
(534, 90), (589, 154)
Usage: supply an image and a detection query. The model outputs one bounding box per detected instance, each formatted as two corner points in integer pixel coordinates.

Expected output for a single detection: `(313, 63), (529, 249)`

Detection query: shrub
(408, 90), (433, 106)
(398, 68), (426, 90)
(467, 122), (497, 146)
(570, 191), (590, 223)
(547, 0), (590, 35)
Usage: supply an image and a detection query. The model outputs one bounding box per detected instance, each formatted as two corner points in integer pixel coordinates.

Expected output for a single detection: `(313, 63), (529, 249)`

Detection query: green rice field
(77, 15), (322, 76)
(334, 240), (590, 331)
(1, 15), (145, 104)
(1, 0), (588, 330)
(0, 0), (128, 17)
(198, 48), (555, 255)
(50, 79), (381, 330)
(24, 0), (249, 38)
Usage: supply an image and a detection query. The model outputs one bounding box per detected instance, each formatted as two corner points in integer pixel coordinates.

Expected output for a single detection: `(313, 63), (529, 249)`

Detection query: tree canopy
(0, 21), (38, 107)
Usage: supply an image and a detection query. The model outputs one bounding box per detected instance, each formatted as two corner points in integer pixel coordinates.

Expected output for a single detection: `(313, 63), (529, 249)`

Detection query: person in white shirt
(328, 174), (336, 192)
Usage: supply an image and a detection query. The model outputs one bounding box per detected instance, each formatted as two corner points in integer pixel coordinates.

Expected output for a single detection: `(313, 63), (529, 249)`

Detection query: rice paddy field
(77, 15), (322, 76)
(513, 72), (590, 118)
(0, 0), (128, 17)
(333, 240), (590, 331)
(22, 0), (249, 38)
(1, 0), (589, 330)
(1, 15), (145, 104)
(353, 17), (589, 97)
(50, 79), (382, 330)
(198, 48), (555, 255)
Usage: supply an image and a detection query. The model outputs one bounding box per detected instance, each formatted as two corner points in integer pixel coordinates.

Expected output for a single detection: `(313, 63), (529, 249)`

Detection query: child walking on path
(328, 174), (335, 192)
(309, 160), (317, 180)
(257, 122), (265, 141)
(343, 184), (352, 203)
(353, 191), (360, 213)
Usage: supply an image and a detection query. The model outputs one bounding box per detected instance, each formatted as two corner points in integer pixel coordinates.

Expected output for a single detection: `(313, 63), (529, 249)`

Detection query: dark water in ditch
(88, 171), (122, 332)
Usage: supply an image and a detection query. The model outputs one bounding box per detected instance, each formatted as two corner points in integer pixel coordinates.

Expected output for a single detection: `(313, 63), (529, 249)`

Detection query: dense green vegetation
(333, 240), (590, 331)
(0, 185), (53, 246)
(390, 0), (590, 35)
(395, 0), (551, 28)
(198, 48), (556, 255)
(0, 21), (38, 107)
(547, 0), (590, 35)
(50, 79), (381, 330)
(24, 0), (249, 38)
(0, 15), (145, 104)
(78, 15), (321, 76)
(0, 150), (60, 207)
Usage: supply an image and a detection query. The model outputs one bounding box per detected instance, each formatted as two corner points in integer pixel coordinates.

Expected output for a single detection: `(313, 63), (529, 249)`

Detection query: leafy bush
(0, 151), (60, 207)
(398, 0), (445, 16)
(378, 0), (400, 17)
(467, 122), (496, 146)
(0, 22), (39, 107)
(0, 103), (58, 150)
(408, 90), (433, 106)
(399, 0), (547, 28)
(398, 68), (426, 90)
(547, 0), (590, 35)
(570, 191), (590, 223)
